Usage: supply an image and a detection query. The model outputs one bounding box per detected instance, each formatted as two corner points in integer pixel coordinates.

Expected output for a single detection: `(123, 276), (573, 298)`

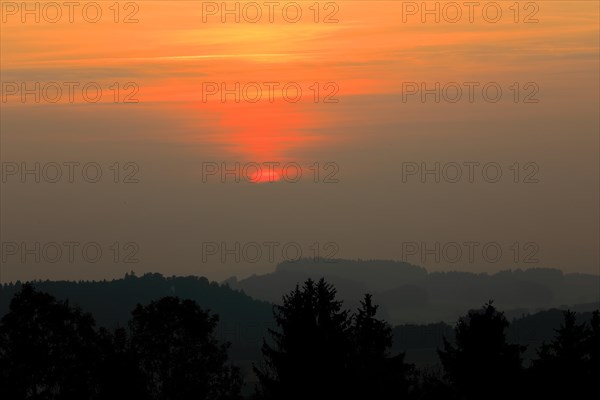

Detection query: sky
(0, 1), (599, 283)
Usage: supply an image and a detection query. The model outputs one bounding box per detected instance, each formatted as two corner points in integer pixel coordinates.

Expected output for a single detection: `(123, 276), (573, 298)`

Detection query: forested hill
(1, 271), (598, 367)
(227, 259), (599, 324)
(0, 272), (273, 332)
(0, 273), (275, 361)
(391, 309), (598, 366)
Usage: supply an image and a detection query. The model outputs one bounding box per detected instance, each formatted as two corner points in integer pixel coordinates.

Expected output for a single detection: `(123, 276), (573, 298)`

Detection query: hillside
(225, 259), (599, 324)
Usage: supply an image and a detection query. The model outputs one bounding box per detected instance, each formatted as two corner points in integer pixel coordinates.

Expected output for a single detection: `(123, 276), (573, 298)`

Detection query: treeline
(0, 279), (598, 399)
(0, 273), (274, 362)
(0, 272), (273, 330)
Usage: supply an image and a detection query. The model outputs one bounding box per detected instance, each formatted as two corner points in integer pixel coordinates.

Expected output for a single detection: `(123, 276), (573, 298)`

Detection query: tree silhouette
(129, 296), (242, 400)
(588, 311), (600, 378)
(1, 280), (598, 399)
(254, 278), (353, 399)
(254, 280), (416, 399)
(96, 327), (148, 400)
(0, 284), (104, 399)
(438, 301), (525, 400)
(351, 293), (414, 398)
(529, 310), (599, 398)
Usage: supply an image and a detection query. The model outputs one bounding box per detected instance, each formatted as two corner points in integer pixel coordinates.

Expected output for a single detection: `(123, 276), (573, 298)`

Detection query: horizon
(2, 257), (600, 286)
(1, 2), (598, 397)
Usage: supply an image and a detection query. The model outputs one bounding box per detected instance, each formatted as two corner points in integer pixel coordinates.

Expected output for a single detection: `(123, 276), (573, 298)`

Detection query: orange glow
(1, 1), (598, 167)
(213, 101), (315, 161)
(247, 168), (282, 184)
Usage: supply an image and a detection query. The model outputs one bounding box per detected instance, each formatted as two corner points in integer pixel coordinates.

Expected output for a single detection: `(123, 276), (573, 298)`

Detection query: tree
(254, 278), (353, 399)
(128, 296), (242, 400)
(438, 301), (525, 400)
(351, 294), (414, 398)
(0, 283), (103, 399)
(96, 327), (148, 400)
(530, 310), (599, 398)
(353, 294), (391, 359)
(255, 280), (416, 399)
(587, 311), (600, 377)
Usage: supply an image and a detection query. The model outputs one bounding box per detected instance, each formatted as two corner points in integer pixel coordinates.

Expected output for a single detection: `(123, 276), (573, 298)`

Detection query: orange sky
(1, 1), (599, 281)
(3, 1), (598, 164)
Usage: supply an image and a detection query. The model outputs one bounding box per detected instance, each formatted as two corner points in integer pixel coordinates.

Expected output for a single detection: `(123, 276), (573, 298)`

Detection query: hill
(225, 258), (599, 324)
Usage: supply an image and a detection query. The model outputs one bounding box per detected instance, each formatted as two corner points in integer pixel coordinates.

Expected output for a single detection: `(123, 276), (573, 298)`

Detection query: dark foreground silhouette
(0, 279), (598, 399)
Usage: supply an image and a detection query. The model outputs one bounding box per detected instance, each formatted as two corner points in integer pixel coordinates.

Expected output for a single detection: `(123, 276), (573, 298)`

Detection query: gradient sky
(1, 1), (599, 282)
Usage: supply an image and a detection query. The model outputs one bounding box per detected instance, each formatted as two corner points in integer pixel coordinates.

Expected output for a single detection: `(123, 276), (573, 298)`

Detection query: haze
(0, 1), (598, 283)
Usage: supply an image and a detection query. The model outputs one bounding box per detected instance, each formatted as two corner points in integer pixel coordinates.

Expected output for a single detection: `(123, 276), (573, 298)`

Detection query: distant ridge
(226, 258), (600, 324)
